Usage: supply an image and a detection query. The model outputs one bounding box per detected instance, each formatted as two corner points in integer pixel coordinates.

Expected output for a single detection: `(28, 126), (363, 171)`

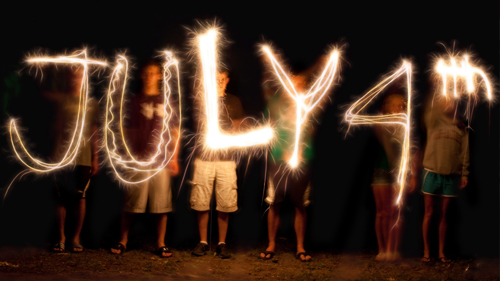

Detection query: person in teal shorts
(411, 93), (469, 263)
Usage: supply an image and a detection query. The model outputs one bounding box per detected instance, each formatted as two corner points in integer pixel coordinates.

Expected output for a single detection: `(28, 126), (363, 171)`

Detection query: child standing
(416, 94), (469, 263)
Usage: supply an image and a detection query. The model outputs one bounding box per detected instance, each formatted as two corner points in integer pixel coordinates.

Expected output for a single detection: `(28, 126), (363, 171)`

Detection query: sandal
(421, 256), (431, 263)
(156, 246), (172, 258)
(439, 256), (450, 263)
(110, 243), (126, 255)
(52, 242), (65, 253)
(296, 252), (312, 262)
(259, 250), (275, 260)
(71, 243), (84, 253)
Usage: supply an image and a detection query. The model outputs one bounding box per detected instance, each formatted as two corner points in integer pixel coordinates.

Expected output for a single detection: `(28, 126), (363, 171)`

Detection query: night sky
(0, 1), (498, 257)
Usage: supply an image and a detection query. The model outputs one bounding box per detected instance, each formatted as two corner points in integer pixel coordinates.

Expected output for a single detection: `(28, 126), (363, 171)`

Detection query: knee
(376, 209), (389, 220)
(295, 206), (306, 216)
(424, 207), (434, 219)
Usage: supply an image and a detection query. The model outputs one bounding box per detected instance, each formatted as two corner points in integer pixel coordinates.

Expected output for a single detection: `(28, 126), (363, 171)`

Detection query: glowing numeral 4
(345, 61), (412, 205)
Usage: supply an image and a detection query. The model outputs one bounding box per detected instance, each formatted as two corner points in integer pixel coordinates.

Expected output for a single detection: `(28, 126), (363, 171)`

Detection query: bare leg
(110, 212), (133, 254)
(387, 202), (403, 261)
(217, 211), (229, 243)
(295, 206), (311, 261)
(373, 185), (391, 261)
(438, 197), (451, 260)
(156, 213), (171, 257)
(260, 204), (280, 259)
(71, 199), (86, 252)
(54, 203), (66, 252)
(197, 211), (209, 242)
(422, 194), (434, 260)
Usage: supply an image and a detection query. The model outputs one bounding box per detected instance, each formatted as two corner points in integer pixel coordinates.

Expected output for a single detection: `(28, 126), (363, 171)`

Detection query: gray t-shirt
(422, 102), (469, 177)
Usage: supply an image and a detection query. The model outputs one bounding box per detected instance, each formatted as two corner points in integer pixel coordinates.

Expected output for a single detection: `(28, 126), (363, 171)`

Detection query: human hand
(168, 160), (179, 177)
(460, 177), (468, 189)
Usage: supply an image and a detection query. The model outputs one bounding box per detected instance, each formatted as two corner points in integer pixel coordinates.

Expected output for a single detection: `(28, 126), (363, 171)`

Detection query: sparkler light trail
(262, 46), (340, 168)
(436, 54), (492, 101)
(198, 29), (273, 151)
(104, 52), (182, 184)
(9, 50), (106, 173)
(345, 61), (412, 205)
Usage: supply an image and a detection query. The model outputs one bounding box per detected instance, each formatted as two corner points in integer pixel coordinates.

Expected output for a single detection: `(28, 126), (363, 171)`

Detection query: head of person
(140, 59), (162, 95)
(291, 74), (307, 92)
(216, 70), (230, 97)
(435, 94), (458, 115)
(381, 91), (407, 115)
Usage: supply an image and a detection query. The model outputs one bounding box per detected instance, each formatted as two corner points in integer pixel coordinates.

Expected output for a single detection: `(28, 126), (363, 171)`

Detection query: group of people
(46, 59), (469, 264)
(370, 88), (469, 263)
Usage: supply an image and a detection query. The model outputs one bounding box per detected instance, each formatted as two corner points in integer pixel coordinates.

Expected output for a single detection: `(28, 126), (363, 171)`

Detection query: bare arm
(167, 128), (180, 176)
(90, 123), (100, 176)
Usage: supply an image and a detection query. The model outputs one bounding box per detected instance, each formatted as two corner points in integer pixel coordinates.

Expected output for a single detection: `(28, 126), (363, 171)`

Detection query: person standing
(190, 70), (245, 259)
(110, 60), (180, 258)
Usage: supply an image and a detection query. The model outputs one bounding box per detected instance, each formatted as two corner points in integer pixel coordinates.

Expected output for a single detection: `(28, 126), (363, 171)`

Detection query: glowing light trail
(345, 61), (412, 205)
(263, 46), (340, 167)
(9, 50), (106, 172)
(436, 55), (492, 100)
(198, 29), (273, 151)
(104, 52), (182, 184)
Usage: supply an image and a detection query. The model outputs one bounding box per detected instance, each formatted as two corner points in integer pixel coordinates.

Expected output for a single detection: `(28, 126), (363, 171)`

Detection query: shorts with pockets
(123, 168), (173, 213)
(190, 158), (238, 213)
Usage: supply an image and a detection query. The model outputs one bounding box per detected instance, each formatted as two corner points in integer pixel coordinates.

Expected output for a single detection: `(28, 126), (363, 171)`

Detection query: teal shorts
(421, 169), (461, 197)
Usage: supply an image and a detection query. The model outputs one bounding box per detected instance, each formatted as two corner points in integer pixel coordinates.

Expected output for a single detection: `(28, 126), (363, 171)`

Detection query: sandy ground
(0, 245), (498, 281)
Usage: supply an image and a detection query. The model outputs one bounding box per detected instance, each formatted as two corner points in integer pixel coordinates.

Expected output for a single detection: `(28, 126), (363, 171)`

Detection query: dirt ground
(0, 243), (498, 281)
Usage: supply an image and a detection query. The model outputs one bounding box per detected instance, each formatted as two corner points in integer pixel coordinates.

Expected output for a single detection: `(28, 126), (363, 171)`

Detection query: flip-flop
(156, 246), (172, 258)
(421, 256), (431, 263)
(259, 250), (275, 260)
(71, 243), (84, 253)
(110, 243), (126, 255)
(52, 242), (65, 253)
(439, 257), (450, 263)
(296, 252), (312, 262)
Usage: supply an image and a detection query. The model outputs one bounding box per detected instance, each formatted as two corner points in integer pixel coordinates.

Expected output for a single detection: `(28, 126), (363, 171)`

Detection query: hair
(217, 68), (229, 76)
(140, 59), (163, 73)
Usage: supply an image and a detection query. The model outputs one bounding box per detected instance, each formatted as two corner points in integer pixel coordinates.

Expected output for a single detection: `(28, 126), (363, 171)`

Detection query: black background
(0, 1), (498, 257)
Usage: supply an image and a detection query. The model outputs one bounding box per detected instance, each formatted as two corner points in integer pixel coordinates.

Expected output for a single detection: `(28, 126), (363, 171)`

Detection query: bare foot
(386, 252), (402, 262)
(375, 253), (386, 262)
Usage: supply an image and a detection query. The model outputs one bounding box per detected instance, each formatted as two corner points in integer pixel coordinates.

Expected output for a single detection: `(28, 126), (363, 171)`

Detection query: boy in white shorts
(110, 60), (179, 258)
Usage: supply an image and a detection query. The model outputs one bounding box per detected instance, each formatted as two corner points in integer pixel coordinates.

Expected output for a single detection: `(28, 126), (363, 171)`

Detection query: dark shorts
(54, 165), (91, 204)
(265, 162), (310, 208)
(371, 168), (394, 186)
(421, 169), (460, 197)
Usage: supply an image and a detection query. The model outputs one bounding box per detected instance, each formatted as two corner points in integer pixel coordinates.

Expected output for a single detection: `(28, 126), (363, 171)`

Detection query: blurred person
(50, 67), (100, 253)
(411, 91), (469, 263)
(110, 60), (180, 258)
(260, 74), (314, 262)
(371, 90), (407, 262)
(190, 70), (245, 259)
